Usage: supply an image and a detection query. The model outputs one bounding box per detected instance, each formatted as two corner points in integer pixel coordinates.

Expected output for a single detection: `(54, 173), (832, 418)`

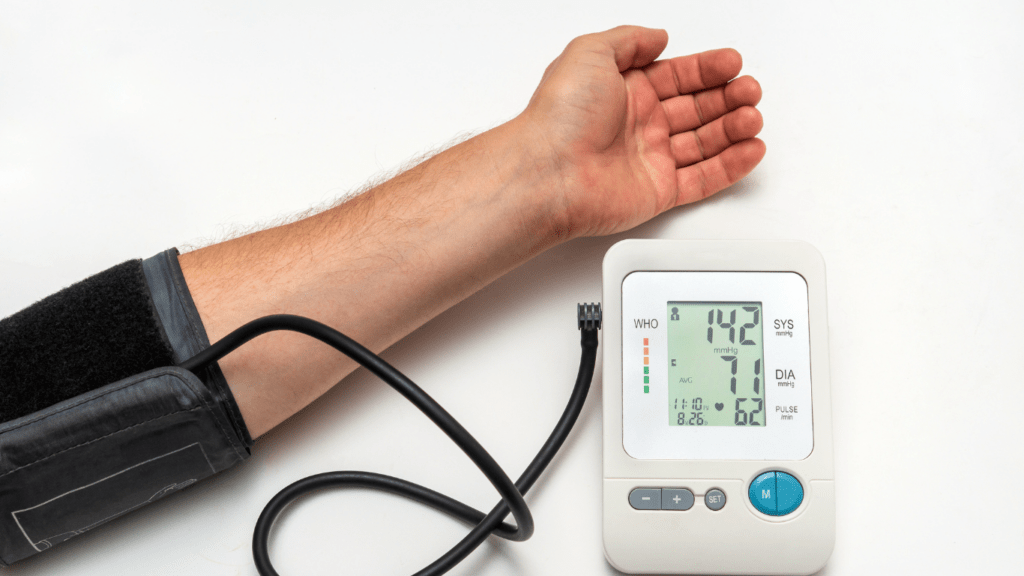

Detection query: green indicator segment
(644, 367), (649, 374)
(644, 385), (649, 394)
(644, 376), (649, 383)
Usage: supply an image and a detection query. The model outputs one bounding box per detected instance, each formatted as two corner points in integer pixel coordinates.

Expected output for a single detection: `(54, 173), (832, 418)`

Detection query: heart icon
(715, 403), (724, 411)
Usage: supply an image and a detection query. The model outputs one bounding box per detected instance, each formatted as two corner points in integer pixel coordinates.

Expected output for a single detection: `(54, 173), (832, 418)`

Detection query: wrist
(498, 114), (581, 247)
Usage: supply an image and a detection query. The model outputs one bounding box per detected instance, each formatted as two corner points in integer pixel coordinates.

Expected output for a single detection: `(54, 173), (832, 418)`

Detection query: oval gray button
(661, 488), (694, 510)
(628, 488), (661, 510)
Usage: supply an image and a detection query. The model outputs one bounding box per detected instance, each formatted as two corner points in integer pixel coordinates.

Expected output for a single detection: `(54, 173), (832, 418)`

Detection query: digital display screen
(667, 302), (766, 427)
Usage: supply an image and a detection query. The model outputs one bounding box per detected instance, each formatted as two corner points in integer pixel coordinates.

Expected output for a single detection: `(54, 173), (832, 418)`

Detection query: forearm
(179, 118), (562, 437)
(178, 27), (766, 438)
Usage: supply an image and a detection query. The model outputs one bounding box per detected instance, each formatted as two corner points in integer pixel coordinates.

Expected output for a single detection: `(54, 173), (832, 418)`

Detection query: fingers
(644, 48), (743, 100)
(670, 106), (763, 168)
(675, 139), (766, 206)
(662, 75), (762, 135)
(577, 25), (669, 72)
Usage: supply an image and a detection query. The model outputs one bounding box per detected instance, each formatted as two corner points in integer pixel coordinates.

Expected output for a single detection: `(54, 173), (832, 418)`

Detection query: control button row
(748, 471), (804, 516)
(628, 488), (725, 511)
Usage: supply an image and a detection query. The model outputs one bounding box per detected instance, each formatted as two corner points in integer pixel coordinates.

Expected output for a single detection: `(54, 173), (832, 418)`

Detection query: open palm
(521, 26), (765, 238)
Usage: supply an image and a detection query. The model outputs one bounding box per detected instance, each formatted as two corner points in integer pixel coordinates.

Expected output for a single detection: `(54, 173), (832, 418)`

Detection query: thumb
(590, 25), (669, 72)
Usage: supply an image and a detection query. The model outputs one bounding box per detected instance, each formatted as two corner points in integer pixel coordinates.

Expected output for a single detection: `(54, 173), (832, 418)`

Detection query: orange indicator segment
(643, 338), (650, 391)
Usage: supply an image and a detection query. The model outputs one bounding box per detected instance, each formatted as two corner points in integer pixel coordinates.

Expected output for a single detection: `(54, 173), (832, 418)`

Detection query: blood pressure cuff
(0, 250), (252, 566)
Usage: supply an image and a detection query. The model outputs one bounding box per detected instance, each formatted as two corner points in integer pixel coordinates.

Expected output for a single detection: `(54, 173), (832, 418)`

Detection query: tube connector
(577, 303), (602, 331)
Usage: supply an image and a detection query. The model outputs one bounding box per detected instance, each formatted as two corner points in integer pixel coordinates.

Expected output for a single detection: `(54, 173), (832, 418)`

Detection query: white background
(1, 2), (1022, 575)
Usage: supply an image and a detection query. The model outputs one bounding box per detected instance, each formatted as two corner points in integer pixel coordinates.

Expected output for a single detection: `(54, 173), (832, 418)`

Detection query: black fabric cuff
(0, 252), (254, 566)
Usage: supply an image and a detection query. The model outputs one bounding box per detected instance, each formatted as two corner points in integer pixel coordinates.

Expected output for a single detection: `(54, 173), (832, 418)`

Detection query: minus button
(628, 488), (661, 510)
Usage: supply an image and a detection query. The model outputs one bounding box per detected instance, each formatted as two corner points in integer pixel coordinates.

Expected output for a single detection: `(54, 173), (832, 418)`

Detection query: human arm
(178, 25), (765, 438)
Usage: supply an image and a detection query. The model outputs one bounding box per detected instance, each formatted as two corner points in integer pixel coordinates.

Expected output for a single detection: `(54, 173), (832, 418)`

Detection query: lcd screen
(667, 302), (766, 427)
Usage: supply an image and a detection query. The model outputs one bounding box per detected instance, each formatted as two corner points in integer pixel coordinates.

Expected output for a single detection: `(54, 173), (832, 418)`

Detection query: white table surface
(2, 2), (1022, 574)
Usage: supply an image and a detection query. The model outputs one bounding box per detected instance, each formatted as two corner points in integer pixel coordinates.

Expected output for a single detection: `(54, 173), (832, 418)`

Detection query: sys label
(774, 318), (794, 338)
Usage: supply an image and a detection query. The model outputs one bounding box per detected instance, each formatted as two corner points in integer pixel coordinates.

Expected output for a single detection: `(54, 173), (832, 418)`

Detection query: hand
(518, 26), (765, 239)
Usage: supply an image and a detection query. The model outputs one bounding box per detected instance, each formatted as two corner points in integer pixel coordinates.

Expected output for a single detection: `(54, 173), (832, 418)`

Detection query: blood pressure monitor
(602, 240), (835, 575)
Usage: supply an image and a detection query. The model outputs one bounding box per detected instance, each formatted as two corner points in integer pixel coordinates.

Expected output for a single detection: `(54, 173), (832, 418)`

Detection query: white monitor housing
(602, 239), (834, 575)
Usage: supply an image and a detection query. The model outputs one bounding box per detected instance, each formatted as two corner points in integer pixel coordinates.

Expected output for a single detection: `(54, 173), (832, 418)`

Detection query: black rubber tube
(179, 310), (599, 576)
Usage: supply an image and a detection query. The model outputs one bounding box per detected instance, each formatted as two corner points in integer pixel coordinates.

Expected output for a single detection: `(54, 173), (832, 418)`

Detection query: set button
(628, 488), (716, 511)
(704, 489), (726, 511)
(748, 471), (804, 516)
